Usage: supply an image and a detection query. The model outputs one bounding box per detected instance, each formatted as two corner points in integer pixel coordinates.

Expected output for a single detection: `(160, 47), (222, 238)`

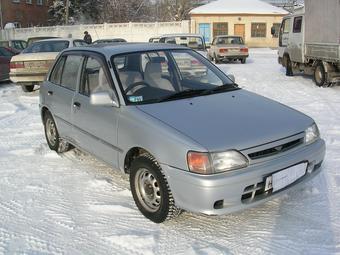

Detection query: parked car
(10, 38), (87, 92)
(0, 40), (27, 52)
(40, 43), (325, 223)
(0, 47), (16, 81)
(92, 38), (127, 44)
(149, 37), (160, 43)
(158, 33), (207, 54)
(27, 36), (59, 46)
(208, 35), (249, 64)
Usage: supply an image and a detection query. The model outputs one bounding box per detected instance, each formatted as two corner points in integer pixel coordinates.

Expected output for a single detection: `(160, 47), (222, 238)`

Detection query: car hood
(136, 89), (313, 152)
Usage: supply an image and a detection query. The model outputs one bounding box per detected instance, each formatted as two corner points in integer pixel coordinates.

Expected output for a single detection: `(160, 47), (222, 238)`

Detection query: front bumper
(161, 139), (325, 215)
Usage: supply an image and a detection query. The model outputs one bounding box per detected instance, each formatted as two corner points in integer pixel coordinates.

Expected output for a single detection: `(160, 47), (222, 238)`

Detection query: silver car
(208, 35), (249, 64)
(40, 43), (325, 223)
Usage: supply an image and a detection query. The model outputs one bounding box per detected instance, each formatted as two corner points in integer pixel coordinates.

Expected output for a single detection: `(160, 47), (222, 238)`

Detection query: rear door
(44, 53), (84, 141)
(72, 53), (120, 169)
(0, 48), (12, 80)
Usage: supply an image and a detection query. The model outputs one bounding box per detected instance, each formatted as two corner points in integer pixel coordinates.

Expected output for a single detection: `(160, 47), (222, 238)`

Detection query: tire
(313, 62), (328, 87)
(285, 56), (293, 76)
(207, 54), (213, 62)
(241, 58), (246, 64)
(22, 85), (34, 92)
(214, 54), (220, 64)
(130, 154), (181, 223)
(43, 111), (70, 153)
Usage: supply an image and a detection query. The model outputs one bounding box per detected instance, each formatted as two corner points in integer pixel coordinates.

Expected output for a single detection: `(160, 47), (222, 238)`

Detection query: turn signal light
(187, 151), (211, 174)
(219, 48), (228, 53)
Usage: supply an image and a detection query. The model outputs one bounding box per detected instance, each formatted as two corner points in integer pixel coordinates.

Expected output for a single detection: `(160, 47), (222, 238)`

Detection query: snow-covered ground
(0, 48), (339, 254)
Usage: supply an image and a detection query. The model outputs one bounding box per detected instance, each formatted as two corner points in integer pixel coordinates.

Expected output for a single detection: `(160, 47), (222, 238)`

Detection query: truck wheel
(130, 154), (181, 223)
(43, 111), (70, 153)
(22, 85), (34, 92)
(214, 54), (220, 64)
(313, 62), (327, 87)
(285, 57), (293, 76)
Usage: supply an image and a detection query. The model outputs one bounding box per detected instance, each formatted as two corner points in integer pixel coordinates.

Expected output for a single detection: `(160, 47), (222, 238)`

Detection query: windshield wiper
(157, 89), (205, 102)
(200, 83), (240, 96)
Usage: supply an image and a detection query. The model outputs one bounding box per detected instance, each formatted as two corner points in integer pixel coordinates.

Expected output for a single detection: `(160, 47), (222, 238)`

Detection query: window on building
(251, 23), (267, 38)
(37, 0), (43, 5)
(12, 0), (20, 3)
(213, 22), (228, 37)
(26, 0), (32, 4)
(293, 16), (302, 33)
(271, 23), (281, 38)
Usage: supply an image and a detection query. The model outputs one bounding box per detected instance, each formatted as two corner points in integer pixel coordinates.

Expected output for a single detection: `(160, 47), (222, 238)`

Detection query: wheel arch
(123, 146), (157, 174)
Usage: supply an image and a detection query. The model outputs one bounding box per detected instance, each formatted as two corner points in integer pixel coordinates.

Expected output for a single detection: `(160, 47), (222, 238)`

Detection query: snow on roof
(190, 0), (289, 15)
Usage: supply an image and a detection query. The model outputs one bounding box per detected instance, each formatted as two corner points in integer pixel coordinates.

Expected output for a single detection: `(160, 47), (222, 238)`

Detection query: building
(190, 0), (288, 47)
(0, 0), (50, 29)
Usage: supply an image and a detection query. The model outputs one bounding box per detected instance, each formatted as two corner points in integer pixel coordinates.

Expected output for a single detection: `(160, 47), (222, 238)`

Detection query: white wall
(0, 20), (190, 42)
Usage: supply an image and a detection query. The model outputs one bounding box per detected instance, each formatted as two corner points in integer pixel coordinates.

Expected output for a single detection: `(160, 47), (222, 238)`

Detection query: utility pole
(65, 0), (70, 25)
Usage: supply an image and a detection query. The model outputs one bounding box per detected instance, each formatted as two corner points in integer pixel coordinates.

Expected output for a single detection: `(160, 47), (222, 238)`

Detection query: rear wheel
(313, 62), (328, 87)
(130, 154), (181, 223)
(208, 54), (213, 62)
(214, 54), (220, 64)
(21, 85), (34, 92)
(241, 58), (246, 64)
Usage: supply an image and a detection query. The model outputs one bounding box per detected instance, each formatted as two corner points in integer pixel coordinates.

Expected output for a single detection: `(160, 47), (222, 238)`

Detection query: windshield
(161, 36), (205, 50)
(112, 49), (236, 105)
(216, 37), (244, 45)
(22, 40), (69, 53)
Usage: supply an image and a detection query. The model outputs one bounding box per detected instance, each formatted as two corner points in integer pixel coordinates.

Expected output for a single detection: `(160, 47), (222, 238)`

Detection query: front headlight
(305, 123), (320, 144)
(211, 150), (249, 173)
(187, 150), (248, 175)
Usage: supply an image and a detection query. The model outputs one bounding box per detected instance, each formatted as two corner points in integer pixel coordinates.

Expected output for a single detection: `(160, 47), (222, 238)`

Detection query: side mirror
(228, 74), (236, 83)
(90, 92), (119, 107)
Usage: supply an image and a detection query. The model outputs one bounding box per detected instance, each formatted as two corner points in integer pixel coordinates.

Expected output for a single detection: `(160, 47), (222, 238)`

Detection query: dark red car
(0, 47), (15, 82)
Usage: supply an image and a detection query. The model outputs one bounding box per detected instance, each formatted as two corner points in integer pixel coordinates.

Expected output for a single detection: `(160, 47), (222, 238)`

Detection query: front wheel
(285, 56), (293, 76)
(21, 85), (34, 92)
(130, 154), (181, 223)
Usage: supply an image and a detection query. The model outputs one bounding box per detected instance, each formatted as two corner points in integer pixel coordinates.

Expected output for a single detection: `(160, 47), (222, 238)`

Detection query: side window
(293, 16), (302, 33)
(60, 55), (83, 91)
(50, 56), (66, 85)
(81, 57), (111, 96)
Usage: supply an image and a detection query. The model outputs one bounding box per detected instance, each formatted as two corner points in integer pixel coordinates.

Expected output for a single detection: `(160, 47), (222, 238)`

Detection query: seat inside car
(144, 61), (175, 91)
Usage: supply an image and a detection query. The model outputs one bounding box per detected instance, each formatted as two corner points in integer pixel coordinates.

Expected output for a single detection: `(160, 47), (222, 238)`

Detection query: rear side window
(50, 56), (66, 84)
(60, 55), (83, 91)
(293, 16), (302, 33)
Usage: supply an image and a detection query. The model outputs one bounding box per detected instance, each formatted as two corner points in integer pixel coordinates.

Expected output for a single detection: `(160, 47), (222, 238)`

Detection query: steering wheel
(124, 81), (152, 94)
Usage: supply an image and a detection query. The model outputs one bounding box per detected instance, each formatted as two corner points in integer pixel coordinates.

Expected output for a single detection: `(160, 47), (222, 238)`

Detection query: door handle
(47, 91), (53, 96)
(73, 102), (81, 108)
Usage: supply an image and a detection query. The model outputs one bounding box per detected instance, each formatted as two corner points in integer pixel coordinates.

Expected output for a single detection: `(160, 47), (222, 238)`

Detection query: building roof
(190, 0), (288, 15)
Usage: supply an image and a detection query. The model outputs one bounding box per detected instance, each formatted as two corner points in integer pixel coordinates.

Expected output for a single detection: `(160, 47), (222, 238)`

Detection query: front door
(234, 24), (245, 40)
(72, 54), (120, 169)
(199, 23), (211, 44)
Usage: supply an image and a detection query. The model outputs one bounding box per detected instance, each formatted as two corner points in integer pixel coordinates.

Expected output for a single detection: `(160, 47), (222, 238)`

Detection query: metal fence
(0, 20), (191, 42)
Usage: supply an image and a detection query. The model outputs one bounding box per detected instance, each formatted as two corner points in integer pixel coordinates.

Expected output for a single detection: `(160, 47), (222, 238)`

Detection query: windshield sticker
(128, 96), (144, 103)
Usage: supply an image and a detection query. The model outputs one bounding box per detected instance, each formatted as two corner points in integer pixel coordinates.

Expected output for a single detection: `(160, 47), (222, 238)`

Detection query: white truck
(278, 0), (340, 87)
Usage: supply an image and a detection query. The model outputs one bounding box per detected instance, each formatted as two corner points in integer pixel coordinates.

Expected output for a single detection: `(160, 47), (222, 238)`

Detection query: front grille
(248, 138), (303, 160)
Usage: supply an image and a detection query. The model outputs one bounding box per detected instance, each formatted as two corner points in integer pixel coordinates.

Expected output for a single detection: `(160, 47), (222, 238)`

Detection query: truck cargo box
(304, 0), (340, 44)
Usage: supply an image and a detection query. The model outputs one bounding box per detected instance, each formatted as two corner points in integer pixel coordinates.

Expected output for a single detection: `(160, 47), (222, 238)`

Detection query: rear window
(22, 41), (69, 53)
(73, 40), (88, 47)
(0, 47), (14, 57)
(216, 37), (244, 45)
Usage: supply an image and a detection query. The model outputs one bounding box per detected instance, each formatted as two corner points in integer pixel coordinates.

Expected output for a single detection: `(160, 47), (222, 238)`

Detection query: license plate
(265, 163), (307, 192)
(25, 61), (47, 69)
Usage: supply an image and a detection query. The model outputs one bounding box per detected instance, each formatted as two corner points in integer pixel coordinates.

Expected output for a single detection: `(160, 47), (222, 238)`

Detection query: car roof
(61, 42), (188, 56)
(160, 33), (203, 38)
(215, 35), (242, 38)
(36, 38), (83, 43)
